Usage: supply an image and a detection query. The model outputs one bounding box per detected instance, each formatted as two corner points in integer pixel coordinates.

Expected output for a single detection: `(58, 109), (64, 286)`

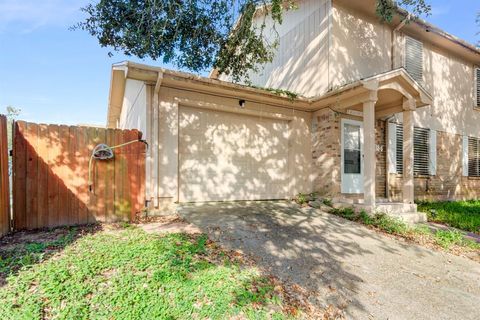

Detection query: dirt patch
(0, 225), (100, 251)
(0, 225), (100, 286)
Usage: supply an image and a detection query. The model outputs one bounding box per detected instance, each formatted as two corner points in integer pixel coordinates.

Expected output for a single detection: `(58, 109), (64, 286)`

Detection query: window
(395, 126), (432, 176)
(476, 68), (480, 107)
(468, 137), (480, 177)
(395, 125), (404, 174)
(413, 127), (431, 176)
(405, 36), (424, 83)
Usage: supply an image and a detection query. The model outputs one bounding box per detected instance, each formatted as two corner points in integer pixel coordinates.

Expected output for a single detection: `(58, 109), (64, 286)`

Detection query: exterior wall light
(239, 99), (246, 108)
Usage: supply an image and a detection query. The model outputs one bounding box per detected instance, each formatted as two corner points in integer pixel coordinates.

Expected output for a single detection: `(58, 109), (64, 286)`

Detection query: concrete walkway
(178, 201), (480, 320)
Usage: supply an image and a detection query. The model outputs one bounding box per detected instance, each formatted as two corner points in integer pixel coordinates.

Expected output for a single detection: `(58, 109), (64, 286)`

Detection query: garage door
(179, 106), (289, 202)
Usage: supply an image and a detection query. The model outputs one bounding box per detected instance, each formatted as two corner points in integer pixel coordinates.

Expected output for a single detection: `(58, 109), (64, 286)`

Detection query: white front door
(341, 119), (364, 194)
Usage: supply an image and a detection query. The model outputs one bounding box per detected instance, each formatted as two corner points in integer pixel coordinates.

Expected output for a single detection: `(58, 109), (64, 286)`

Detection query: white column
(403, 100), (415, 204)
(363, 99), (377, 207)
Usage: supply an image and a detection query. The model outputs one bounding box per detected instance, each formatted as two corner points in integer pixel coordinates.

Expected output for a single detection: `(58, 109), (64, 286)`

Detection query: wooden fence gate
(13, 121), (146, 230)
(0, 115), (10, 236)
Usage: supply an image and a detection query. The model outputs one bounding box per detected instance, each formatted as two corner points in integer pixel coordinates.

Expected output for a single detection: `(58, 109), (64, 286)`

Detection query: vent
(468, 137), (480, 177)
(405, 37), (423, 83)
(396, 125), (430, 175)
(476, 68), (480, 107)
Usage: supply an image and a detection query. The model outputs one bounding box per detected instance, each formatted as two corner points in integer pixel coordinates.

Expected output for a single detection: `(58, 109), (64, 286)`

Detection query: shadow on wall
(392, 47), (479, 200)
(178, 107), (292, 202)
(249, 3), (331, 97)
(13, 122), (145, 230)
(330, 4), (391, 90)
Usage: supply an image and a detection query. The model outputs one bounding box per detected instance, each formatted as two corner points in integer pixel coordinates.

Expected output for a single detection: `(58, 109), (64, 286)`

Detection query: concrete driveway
(178, 201), (480, 320)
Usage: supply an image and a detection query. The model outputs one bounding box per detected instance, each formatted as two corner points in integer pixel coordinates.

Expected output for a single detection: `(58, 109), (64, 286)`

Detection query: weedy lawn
(329, 208), (480, 261)
(0, 226), (300, 319)
(417, 200), (480, 234)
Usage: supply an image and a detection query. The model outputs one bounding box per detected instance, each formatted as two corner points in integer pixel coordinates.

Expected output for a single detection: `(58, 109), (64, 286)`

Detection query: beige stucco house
(107, 0), (480, 218)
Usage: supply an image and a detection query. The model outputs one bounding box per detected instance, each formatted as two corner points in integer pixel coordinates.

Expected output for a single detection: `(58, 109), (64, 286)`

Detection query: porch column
(403, 99), (416, 204)
(363, 96), (377, 207)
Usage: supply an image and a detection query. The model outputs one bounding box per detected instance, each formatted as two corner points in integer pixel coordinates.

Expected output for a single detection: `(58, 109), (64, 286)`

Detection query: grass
(417, 200), (480, 234)
(329, 208), (480, 252)
(0, 227), (298, 319)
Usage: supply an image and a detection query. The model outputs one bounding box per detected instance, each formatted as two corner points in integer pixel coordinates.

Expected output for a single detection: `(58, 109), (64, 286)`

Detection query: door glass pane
(344, 124), (361, 174)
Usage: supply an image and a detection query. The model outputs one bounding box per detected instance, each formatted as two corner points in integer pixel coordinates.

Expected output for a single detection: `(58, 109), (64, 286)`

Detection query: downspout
(391, 15), (409, 70)
(152, 72), (163, 208)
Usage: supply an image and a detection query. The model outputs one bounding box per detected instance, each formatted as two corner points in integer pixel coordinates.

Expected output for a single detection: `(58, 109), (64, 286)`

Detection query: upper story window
(475, 68), (480, 108)
(405, 36), (424, 84)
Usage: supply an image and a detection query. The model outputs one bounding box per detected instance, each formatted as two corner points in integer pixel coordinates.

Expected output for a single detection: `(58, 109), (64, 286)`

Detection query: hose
(88, 139), (148, 192)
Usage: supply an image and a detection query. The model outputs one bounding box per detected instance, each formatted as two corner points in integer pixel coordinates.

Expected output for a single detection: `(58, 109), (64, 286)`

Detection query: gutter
(394, 7), (480, 57)
(150, 72), (163, 208)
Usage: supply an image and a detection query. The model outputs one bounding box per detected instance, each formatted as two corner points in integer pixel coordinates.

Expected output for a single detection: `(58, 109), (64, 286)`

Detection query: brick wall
(389, 130), (480, 201)
(312, 111), (387, 199)
(375, 120), (387, 198)
(313, 113), (480, 202)
(312, 108), (341, 196)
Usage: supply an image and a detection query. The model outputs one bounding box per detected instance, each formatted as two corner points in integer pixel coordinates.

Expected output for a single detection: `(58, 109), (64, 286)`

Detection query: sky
(0, 0), (478, 126)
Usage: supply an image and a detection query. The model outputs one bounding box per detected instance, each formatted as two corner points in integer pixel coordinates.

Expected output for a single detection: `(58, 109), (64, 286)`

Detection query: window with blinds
(396, 125), (404, 174)
(413, 128), (430, 175)
(476, 68), (480, 107)
(395, 126), (431, 175)
(468, 137), (480, 177)
(405, 36), (424, 83)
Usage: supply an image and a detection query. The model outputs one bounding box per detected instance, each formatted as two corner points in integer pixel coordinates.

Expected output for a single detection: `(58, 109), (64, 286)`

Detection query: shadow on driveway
(179, 201), (480, 320)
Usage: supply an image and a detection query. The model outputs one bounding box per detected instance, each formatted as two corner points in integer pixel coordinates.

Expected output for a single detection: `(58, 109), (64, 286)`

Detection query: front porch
(313, 69), (433, 219)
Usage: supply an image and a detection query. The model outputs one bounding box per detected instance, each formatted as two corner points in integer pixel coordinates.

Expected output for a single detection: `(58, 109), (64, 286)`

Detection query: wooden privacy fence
(0, 115), (10, 236)
(13, 121), (146, 230)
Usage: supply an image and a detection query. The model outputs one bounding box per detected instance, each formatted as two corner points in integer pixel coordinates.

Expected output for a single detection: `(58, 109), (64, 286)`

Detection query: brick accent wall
(375, 120), (387, 198)
(312, 109), (341, 196)
(312, 111), (387, 199)
(312, 112), (479, 202)
(389, 130), (480, 201)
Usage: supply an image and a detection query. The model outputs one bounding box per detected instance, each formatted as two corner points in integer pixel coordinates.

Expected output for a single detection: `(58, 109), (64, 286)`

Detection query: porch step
(332, 202), (417, 215)
(375, 203), (417, 215)
(331, 201), (426, 224)
(389, 212), (428, 224)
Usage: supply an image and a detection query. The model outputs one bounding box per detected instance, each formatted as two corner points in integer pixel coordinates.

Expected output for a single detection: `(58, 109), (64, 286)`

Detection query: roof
(335, 0), (479, 63)
(107, 61), (312, 127)
(108, 62), (433, 127)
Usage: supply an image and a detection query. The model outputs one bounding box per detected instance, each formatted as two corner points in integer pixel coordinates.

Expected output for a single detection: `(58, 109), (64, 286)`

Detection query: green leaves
(376, 0), (431, 23)
(74, 0), (293, 82)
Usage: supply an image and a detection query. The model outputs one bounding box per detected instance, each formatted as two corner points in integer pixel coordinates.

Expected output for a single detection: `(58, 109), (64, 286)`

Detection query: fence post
(0, 115), (11, 236)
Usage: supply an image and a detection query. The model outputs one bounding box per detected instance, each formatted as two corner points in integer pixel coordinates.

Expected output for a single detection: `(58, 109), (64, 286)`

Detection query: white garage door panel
(179, 107), (289, 202)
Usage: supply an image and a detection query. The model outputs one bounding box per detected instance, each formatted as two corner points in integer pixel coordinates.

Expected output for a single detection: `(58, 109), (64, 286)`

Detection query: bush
(330, 209), (409, 234)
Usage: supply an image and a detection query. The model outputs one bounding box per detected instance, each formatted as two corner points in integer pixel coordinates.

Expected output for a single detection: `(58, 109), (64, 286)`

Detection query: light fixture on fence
(88, 139), (148, 193)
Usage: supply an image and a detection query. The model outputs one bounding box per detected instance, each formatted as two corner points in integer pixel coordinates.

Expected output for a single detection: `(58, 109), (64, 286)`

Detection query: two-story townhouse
(106, 0), (480, 218)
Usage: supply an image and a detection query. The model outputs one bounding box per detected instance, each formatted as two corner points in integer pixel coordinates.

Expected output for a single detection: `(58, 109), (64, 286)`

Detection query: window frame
(475, 67), (480, 108)
(468, 136), (480, 177)
(395, 125), (432, 176)
(404, 36), (424, 84)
